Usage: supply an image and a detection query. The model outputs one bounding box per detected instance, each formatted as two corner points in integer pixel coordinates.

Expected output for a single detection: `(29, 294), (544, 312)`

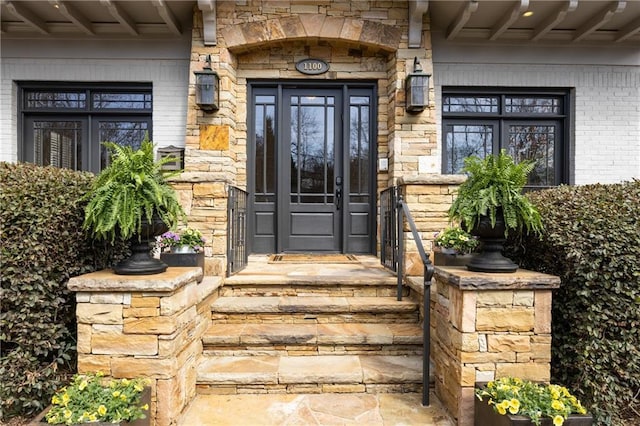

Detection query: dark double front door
(250, 84), (375, 254)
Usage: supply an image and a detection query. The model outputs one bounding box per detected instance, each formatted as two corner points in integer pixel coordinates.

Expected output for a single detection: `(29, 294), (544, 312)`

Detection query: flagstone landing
(180, 392), (454, 426)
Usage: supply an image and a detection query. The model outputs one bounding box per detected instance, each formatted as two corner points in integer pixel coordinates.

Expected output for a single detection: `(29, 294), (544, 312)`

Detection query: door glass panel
(98, 121), (149, 169)
(290, 95), (335, 204)
(254, 95), (276, 202)
(444, 124), (494, 173)
(508, 124), (556, 187)
(349, 96), (370, 203)
(33, 121), (82, 169)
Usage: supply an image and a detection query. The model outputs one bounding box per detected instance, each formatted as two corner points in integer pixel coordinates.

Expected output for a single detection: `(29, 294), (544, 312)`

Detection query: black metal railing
(380, 185), (434, 406)
(227, 186), (248, 276)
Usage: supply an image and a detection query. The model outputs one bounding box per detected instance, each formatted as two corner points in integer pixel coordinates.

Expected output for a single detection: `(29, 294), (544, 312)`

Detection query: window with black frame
(442, 89), (570, 189)
(20, 83), (152, 173)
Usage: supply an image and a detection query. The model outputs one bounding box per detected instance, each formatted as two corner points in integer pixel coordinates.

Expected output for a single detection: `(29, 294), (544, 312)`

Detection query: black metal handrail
(227, 186), (248, 276)
(380, 185), (434, 406)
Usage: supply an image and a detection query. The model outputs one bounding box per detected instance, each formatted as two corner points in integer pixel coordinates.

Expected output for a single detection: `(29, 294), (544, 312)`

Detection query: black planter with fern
(467, 209), (518, 273)
(112, 214), (170, 275)
(448, 150), (543, 273)
(83, 139), (185, 275)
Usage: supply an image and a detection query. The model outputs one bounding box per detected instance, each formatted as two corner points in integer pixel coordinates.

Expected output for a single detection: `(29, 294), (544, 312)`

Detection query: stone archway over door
(249, 83), (376, 254)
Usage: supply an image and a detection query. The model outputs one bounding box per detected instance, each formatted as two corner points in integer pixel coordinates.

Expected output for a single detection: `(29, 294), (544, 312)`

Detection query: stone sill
(435, 266), (560, 290)
(397, 174), (467, 186)
(68, 267), (204, 292)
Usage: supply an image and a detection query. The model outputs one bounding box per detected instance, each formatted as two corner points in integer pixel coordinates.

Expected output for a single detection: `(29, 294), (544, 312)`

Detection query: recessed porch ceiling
(0, 1), (638, 46)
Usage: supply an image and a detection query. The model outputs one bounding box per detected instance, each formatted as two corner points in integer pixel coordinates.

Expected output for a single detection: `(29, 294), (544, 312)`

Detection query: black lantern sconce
(194, 54), (219, 112)
(405, 57), (431, 113)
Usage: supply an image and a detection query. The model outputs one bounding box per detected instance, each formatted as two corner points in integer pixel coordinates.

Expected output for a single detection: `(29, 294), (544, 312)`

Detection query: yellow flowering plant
(476, 377), (588, 426)
(45, 372), (149, 425)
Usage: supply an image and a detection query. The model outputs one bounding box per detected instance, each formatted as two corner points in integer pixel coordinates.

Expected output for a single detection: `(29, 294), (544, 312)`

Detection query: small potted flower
(35, 372), (150, 425)
(475, 377), (592, 426)
(433, 226), (478, 266)
(157, 227), (205, 279)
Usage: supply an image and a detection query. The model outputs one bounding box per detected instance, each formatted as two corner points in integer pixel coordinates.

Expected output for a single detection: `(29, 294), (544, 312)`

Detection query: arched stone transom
(221, 14), (402, 53)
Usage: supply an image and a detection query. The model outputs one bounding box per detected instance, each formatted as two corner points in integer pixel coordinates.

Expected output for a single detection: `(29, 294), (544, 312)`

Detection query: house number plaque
(296, 58), (329, 75)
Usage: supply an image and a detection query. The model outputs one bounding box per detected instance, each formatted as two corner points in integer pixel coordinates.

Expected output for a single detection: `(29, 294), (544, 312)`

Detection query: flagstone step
(210, 296), (420, 323)
(202, 322), (424, 356)
(196, 354), (430, 395)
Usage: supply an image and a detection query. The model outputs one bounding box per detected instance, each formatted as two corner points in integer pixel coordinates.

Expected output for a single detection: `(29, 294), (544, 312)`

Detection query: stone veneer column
(432, 267), (560, 426)
(396, 175), (466, 276)
(68, 268), (222, 426)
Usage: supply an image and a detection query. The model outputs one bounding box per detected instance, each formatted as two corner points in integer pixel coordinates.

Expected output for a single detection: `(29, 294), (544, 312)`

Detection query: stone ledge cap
(434, 266), (560, 290)
(68, 267), (202, 293)
(397, 174), (467, 186)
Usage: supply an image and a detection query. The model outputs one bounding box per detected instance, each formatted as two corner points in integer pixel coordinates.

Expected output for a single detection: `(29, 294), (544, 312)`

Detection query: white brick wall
(0, 39), (190, 164)
(433, 60), (640, 185)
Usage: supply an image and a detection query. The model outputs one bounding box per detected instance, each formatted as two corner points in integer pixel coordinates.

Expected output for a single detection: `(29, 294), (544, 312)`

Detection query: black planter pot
(113, 216), (169, 275)
(466, 210), (518, 273)
(160, 251), (205, 282)
(433, 247), (473, 267)
(475, 395), (593, 426)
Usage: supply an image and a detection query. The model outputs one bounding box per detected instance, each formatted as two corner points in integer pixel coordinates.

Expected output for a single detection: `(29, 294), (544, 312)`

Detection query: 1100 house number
(295, 59), (329, 75)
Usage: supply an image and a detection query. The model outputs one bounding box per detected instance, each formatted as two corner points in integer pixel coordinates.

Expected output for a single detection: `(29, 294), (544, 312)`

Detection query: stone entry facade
(178, 2), (438, 275)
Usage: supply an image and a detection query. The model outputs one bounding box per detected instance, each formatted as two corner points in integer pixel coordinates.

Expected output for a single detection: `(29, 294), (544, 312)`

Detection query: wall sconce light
(405, 57), (430, 113)
(194, 54), (219, 112)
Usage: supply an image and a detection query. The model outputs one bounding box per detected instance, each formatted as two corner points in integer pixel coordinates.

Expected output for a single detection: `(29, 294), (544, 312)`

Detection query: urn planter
(475, 396), (593, 426)
(113, 215), (169, 275)
(466, 210), (518, 273)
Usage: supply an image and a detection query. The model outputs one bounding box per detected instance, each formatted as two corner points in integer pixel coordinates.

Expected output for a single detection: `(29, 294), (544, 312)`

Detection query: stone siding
(68, 268), (223, 426)
(429, 267), (561, 426)
(181, 2), (437, 275)
(396, 175), (466, 276)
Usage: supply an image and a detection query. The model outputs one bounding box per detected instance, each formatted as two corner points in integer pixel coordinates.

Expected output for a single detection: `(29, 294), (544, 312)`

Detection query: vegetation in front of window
(448, 149), (543, 237)
(82, 138), (185, 242)
(505, 180), (640, 426)
(45, 373), (148, 425)
(0, 162), (128, 420)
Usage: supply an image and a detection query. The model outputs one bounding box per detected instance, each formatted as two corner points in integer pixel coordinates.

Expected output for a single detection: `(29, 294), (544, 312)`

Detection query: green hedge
(0, 162), (127, 420)
(507, 180), (640, 425)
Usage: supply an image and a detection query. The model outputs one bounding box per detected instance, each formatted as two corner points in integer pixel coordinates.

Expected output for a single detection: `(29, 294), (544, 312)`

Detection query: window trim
(18, 82), (152, 173)
(442, 87), (571, 188)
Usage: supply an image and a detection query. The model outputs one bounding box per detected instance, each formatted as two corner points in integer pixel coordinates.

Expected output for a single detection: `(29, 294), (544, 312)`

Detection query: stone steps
(202, 322), (423, 356)
(210, 296), (419, 323)
(198, 258), (429, 397)
(196, 354), (429, 395)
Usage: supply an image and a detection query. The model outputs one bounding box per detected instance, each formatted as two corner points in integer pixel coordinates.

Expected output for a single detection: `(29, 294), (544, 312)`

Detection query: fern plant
(83, 139), (185, 242)
(449, 150), (543, 237)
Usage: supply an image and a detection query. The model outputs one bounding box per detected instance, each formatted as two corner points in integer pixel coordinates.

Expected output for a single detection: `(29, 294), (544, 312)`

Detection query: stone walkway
(180, 392), (455, 425)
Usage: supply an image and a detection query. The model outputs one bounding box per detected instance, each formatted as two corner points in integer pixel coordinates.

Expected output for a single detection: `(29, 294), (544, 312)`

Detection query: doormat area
(268, 254), (359, 264)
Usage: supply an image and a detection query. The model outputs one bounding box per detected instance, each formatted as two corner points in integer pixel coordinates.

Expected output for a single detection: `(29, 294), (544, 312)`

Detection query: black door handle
(335, 187), (342, 210)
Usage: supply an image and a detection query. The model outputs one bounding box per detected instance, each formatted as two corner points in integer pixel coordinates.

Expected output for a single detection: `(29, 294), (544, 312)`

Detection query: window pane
(99, 121), (150, 169)
(255, 100), (276, 196)
(443, 96), (499, 113)
(349, 100), (370, 197)
(444, 124), (493, 173)
(505, 97), (560, 114)
(33, 121), (82, 169)
(508, 125), (556, 187)
(92, 93), (152, 110)
(25, 91), (86, 109)
(290, 96), (334, 203)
